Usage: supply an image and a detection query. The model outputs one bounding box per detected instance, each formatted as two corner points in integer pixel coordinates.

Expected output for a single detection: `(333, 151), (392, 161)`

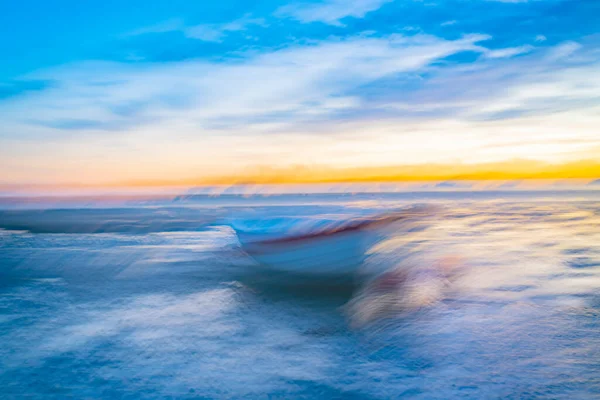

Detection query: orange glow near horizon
(2, 159), (599, 191)
(100, 158), (600, 187)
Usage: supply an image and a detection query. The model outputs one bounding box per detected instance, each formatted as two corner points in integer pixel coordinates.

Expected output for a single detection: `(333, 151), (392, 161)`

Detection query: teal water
(1, 194), (600, 399)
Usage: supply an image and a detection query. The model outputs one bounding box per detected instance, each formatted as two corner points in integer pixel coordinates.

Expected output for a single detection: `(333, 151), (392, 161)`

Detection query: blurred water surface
(1, 193), (600, 399)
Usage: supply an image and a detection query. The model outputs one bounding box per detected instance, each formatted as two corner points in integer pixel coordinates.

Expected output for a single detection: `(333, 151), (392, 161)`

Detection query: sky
(1, 0), (599, 186)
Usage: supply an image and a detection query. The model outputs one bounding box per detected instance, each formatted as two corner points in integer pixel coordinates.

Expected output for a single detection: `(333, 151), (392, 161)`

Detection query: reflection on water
(1, 196), (600, 398)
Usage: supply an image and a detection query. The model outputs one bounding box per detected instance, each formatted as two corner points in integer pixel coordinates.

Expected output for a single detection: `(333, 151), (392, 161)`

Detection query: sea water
(1, 192), (600, 399)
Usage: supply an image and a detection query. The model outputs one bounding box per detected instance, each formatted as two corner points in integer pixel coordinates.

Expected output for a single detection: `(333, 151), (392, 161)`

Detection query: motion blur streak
(2, 192), (600, 398)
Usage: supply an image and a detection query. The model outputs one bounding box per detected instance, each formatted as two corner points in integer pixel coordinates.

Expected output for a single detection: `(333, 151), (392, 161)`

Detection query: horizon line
(2, 158), (600, 189)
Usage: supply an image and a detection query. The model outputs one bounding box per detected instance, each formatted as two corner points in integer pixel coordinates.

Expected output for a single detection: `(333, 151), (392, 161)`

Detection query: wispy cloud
(441, 20), (458, 27)
(4, 33), (488, 134)
(545, 41), (582, 61)
(125, 19), (185, 36)
(380, 40), (600, 123)
(185, 15), (267, 42)
(484, 45), (534, 59)
(126, 14), (266, 43)
(276, 0), (393, 26)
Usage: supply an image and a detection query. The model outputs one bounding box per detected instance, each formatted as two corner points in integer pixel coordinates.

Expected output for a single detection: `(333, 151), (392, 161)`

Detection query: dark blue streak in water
(1, 193), (600, 399)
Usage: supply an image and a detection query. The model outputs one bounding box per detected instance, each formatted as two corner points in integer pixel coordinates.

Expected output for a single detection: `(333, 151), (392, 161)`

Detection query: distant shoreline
(1, 189), (600, 211)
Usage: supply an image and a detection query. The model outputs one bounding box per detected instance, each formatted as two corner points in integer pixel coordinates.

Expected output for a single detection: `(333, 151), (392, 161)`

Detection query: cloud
(4, 39), (597, 134)
(125, 19), (185, 36)
(185, 15), (267, 42)
(2, 33), (489, 134)
(441, 20), (457, 27)
(184, 25), (226, 42)
(127, 14), (266, 43)
(484, 45), (534, 59)
(377, 40), (600, 123)
(38, 118), (120, 131)
(545, 41), (582, 61)
(276, 0), (393, 26)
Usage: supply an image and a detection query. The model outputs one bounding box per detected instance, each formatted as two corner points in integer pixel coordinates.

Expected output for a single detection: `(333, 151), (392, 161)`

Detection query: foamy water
(1, 194), (600, 398)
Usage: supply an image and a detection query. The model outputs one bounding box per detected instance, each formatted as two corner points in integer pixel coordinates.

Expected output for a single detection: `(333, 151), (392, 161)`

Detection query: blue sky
(1, 0), (599, 184)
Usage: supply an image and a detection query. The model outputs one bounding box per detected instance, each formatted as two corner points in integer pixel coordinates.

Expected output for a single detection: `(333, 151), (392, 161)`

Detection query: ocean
(1, 192), (600, 399)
